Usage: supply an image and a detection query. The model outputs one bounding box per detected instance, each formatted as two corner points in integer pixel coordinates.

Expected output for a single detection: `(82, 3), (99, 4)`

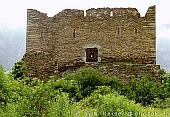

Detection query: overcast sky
(0, 0), (170, 38)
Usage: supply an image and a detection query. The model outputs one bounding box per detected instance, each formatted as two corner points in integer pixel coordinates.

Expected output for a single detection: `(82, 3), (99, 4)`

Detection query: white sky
(0, 0), (170, 38)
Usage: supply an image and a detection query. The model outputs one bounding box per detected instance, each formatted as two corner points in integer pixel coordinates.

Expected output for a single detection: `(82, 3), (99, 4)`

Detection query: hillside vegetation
(0, 61), (170, 117)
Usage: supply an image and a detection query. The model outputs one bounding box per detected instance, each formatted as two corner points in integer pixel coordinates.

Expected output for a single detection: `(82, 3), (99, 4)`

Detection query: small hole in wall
(134, 28), (137, 34)
(118, 28), (120, 34)
(73, 29), (75, 38)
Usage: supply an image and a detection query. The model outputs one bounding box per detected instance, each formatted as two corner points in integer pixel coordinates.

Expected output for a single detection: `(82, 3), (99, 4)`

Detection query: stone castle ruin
(23, 5), (161, 81)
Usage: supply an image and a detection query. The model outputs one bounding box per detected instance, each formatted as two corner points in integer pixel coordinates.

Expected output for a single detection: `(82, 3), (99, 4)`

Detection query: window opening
(86, 48), (98, 62)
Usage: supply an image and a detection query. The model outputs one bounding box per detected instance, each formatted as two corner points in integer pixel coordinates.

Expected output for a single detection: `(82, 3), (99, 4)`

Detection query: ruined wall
(26, 6), (156, 65)
(56, 62), (161, 83)
(23, 51), (58, 78)
(24, 6), (158, 79)
(97, 64), (161, 82)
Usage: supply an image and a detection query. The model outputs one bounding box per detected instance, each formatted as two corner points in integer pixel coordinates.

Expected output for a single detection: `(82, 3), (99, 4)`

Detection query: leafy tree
(126, 74), (159, 106)
(153, 72), (170, 109)
(161, 73), (170, 98)
(11, 60), (26, 80)
(72, 67), (103, 98)
(0, 65), (6, 105)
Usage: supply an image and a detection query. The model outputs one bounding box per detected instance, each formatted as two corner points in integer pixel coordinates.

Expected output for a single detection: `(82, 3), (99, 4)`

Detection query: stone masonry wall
(22, 51), (58, 79)
(58, 62), (161, 83)
(96, 64), (161, 82)
(26, 6), (156, 64)
(23, 5), (158, 79)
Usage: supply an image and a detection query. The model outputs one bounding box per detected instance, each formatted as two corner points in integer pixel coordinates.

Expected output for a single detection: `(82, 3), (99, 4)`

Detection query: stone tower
(23, 5), (160, 80)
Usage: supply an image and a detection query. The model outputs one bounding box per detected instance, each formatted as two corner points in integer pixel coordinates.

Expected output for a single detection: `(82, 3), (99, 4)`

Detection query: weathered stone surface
(23, 5), (160, 80)
(55, 62), (161, 83)
(23, 51), (58, 78)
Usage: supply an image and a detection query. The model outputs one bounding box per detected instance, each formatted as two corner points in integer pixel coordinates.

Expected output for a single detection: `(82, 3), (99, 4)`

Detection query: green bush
(152, 97), (170, 109)
(97, 92), (141, 117)
(62, 67), (106, 101)
(52, 78), (82, 101)
(0, 103), (19, 117)
(107, 74), (161, 107)
(70, 67), (104, 98)
(108, 77), (130, 96)
(160, 73), (170, 99)
(152, 72), (170, 109)
(0, 65), (15, 106)
(11, 60), (26, 80)
(126, 74), (159, 106)
(0, 65), (6, 105)
(0, 67), (73, 117)
(79, 86), (112, 108)
(48, 92), (72, 117)
(1, 63), (170, 116)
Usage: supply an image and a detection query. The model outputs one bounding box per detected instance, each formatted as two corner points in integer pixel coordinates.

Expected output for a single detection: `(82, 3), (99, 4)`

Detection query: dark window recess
(134, 28), (137, 34)
(118, 28), (120, 34)
(73, 29), (75, 37)
(86, 48), (98, 62)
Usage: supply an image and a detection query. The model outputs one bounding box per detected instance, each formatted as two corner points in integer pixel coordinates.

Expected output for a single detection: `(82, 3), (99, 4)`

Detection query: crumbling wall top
(27, 9), (48, 22)
(27, 9), (47, 17)
(27, 6), (156, 20)
(54, 9), (84, 18)
(86, 7), (140, 18)
(145, 5), (155, 20)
